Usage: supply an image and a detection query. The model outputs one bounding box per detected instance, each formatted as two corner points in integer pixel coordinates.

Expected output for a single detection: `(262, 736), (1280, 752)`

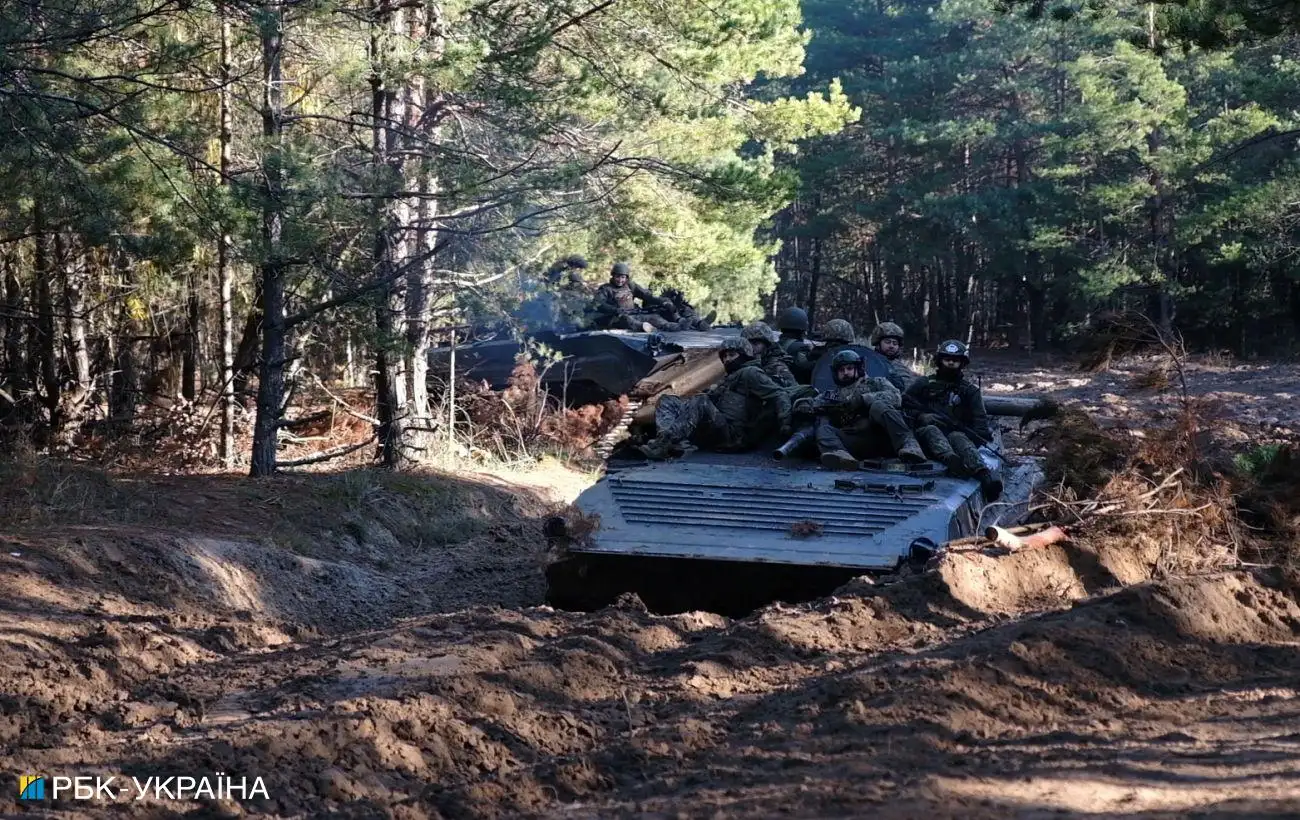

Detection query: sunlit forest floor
(2, 354), (1299, 818)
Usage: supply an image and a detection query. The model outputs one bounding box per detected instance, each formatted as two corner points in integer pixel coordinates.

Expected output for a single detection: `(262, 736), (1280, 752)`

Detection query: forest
(1, 0), (1297, 473)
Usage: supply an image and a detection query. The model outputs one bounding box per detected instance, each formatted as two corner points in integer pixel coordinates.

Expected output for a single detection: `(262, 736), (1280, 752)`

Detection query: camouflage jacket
(903, 375), (992, 442)
(883, 357), (919, 392)
(761, 349), (798, 388)
(706, 360), (792, 436)
(796, 375), (900, 428)
(593, 281), (658, 315)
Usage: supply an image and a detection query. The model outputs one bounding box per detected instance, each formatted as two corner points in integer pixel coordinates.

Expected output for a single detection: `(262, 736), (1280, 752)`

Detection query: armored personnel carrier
(543, 346), (1048, 615)
(428, 326), (743, 449)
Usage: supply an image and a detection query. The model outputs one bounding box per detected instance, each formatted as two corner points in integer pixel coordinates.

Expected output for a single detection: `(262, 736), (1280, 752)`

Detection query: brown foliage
(458, 358), (629, 458)
(1035, 402), (1255, 576)
(789, 520), (824, 538)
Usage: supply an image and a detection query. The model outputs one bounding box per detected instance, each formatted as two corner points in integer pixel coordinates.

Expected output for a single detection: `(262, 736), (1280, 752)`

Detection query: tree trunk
(370, 0), (411, 468)
(32, 207), (61, 430)
(182, 270), (201, 401)
(2, 250), (27, 419)
(805, 236), (822, 331)
(218, 4), (236, 467)
(250, 1), (287, 477)
(109, 248), (139, 422)
(402, 0), (444, 461)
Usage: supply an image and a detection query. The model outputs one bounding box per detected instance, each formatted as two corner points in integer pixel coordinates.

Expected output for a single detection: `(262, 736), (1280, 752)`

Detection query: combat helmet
(870, 321), (905, 347)
(741, 322), (780, 345)
(718, 336), (755, 358)
(822, 319), (856, 345)
(776, 306), (809, 333)
(933, 339), (970, 366)
(830, 348), (864, 385)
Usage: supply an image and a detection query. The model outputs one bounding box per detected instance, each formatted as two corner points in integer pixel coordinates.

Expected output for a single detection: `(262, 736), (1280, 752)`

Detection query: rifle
(901, 392), (1011, 465)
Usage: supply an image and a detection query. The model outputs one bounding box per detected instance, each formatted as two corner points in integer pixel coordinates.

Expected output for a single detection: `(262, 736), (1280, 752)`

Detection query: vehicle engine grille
(609, 477), (932, 537)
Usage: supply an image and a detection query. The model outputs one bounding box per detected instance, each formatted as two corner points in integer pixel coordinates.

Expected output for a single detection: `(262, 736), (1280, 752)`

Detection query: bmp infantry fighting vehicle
(543, 344), (1049, 615)
(428, 326), (745, 446)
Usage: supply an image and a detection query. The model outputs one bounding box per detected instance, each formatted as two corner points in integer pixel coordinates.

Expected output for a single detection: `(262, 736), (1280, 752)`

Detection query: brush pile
(1014, 396), (1299, 574)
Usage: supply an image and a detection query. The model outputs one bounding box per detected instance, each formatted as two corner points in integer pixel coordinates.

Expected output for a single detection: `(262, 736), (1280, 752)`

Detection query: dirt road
(2, 357), (1299, 818)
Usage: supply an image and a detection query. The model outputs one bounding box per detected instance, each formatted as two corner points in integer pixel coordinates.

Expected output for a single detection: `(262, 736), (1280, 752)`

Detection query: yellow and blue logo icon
(18, 775), (45, 800)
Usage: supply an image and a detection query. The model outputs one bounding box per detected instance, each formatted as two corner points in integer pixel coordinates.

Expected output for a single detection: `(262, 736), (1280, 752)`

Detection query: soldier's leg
(948, 431), (1003, 500)
(945, 432), (985, 477)
(815, 418), (858, 469)
(915, 424), (957, 468)
(642, 395), (715, 458)
(639, 313), (683, 332)
(867, 403), (926, 463)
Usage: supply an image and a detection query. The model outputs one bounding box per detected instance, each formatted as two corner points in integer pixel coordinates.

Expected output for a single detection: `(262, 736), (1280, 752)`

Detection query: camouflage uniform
(741, 322), (797, 388)
(775, 307), (812, 373)
(795, 349), (925, 466)
(652, 289), (716, 331)
(645, 341), (792, 456)
(870, 321), (919, 391)
(903, 358), (993, 477)
(591, 262), (678, 331)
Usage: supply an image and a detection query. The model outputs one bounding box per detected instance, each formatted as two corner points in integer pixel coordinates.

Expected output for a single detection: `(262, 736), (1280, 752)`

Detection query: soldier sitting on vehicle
(651, 287), (716, 331)
(904, 339), (1002, 500)
(590, 262), (688, 332)
(870, 321), (919, 391)
(781, 349), (925, 469)
(741, 322), (797, 388)
(791, 317), (856, 378)
(637, 337), (792, 460)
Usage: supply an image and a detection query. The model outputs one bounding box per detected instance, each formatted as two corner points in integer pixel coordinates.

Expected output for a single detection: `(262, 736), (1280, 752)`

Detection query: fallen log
(985, 524), (1069, 551)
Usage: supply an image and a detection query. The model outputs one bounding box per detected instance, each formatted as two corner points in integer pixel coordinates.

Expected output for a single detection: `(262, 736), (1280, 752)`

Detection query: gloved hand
(916, 412), (942, 427)
(779, 420), (793, 438)
(792, 397), (816, 416)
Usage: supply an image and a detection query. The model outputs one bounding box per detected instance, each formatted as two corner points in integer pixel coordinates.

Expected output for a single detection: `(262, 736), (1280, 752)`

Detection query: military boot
(820, 449), (859, 470)
(898, 435), (927, 464)
(637, 438), (684, 460)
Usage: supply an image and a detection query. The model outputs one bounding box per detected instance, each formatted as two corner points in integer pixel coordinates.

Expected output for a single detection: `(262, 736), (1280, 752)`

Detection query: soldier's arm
(743, 368), (792, 425)
(766, 357), (798, 388)
(591, 287), (620, 316)
(631, 282), (661, 307)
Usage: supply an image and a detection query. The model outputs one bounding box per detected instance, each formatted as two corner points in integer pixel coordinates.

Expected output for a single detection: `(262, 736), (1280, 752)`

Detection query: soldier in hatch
(591, 261), (679, 332)
(904, 339), (1002, 500)
(741, 322), (797, 388)
(870, 321), (919, 391)
(637, 337), (792, 460)
(796, 349), (925, 469)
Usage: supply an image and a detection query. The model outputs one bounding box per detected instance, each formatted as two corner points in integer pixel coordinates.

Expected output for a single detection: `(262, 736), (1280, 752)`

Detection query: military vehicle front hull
(546, 445), (1044, 615)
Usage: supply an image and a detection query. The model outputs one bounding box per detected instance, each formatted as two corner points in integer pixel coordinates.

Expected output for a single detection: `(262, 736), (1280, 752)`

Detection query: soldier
(637, 337), (792, 460)
(741, 322), (797, 387)
(794, 349), (925, 469)
(591, 262), (677, 332)
(870, 321), (919, 391)
(653, 287), (717, 331)
(793, 318), (855, 378)
(775, 307), (810, 356)
(904, 339), (1002, 500)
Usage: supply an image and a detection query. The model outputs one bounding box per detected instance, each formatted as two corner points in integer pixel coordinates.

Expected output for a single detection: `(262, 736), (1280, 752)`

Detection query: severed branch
(306, 372), (380, 426)
(278, 436), (378, 468)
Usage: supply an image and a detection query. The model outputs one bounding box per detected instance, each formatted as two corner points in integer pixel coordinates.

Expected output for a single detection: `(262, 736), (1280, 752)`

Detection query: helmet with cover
(822, 319), (856, 345)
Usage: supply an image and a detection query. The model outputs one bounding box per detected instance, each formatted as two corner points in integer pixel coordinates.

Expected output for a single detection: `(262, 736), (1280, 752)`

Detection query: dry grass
(1032, 397), (1291, 576)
